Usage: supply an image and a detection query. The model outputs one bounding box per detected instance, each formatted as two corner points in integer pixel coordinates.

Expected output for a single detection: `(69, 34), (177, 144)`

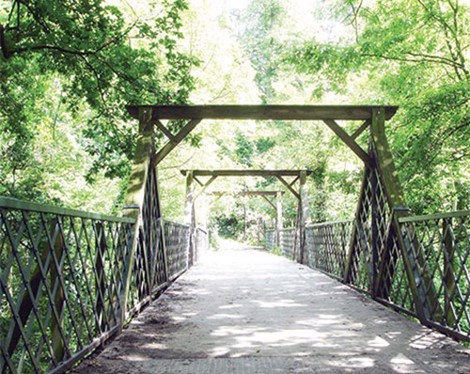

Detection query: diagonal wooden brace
(276, 176), (300, 200)
(155, 119), (202, 164)
(323, 119), (371, 166)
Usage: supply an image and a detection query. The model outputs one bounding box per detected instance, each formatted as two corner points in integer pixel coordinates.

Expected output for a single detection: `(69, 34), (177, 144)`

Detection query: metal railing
(279, 228), (297, 259)
(265, 209), (470, 342)
(164, 221), (190, 281)
(398, 211), (470, 340)
(305, 220), (353, 279)
(0, 198), (202, 373)
(0, 198), (135, 374)
(265, 229), (276, 251)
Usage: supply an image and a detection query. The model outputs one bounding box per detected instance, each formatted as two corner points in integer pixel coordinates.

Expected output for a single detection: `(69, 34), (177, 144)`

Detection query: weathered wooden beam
(180, 170), (312, 177)
(127, 105), (398, 121)
(210, 191), (285, 197)
(155, 119), (201, 164)
(370, 109), (404, 206)
(154, 120), (177, 143)
(323, 119), (371, 166)
(277, 176), (300, 200)
(351, 120), (371, 140)
(194, 176), (218, 200)
(193, 176), (204, 187)
(124, 108), (155, 216)
(289, 175), (300, 187)
(261, 195), (277, 210)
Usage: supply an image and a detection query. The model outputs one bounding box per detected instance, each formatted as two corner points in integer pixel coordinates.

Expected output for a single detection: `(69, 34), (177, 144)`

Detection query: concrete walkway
(74, 245), (469, 373)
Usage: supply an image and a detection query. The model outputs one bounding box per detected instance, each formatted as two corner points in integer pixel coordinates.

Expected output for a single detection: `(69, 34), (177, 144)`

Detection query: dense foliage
(285, 0), (469, 214)
(0, 0), (195, 209)
(1, 0), (468, 234)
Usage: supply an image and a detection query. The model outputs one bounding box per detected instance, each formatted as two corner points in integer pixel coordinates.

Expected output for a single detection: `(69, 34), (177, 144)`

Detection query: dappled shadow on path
(74, 245), (470, 374)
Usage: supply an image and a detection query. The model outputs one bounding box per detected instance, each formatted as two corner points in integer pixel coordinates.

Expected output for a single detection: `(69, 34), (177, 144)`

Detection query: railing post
(121, 107), (154, 323)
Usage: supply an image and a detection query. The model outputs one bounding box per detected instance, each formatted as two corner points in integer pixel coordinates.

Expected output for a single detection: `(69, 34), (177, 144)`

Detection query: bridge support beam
(184, 171), (196, 267)
(182, 170), (310, 255)
(298, 171), (310, 264)
(276, 191), (283, 248)
(121, 108), (171, 322)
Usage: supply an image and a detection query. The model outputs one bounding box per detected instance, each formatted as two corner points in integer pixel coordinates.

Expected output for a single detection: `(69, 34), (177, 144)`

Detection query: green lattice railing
(266, 210), (470, 342)
(0, 197), (206, 374)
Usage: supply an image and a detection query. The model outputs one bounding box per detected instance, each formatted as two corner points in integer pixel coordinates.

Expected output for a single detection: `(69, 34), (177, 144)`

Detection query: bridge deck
(75, 245), (469, 374)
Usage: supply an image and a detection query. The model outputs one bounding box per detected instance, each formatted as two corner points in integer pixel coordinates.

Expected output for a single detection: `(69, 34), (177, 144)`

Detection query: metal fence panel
(0, 198), (135, 374)
(164, 221), (190, 280)
(399, 211), (470, 341)
(265, 209), (470, 342)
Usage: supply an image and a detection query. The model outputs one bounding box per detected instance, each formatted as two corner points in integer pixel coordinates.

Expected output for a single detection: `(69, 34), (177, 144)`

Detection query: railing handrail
(398, 209), (470, 223)
(0, 197), (136, 224)
(307, 219), (354, 228)
(163, 219), (190, 228)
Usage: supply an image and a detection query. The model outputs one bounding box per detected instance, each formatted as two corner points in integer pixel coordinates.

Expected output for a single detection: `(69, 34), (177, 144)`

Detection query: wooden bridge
(0, 105), (469, 373)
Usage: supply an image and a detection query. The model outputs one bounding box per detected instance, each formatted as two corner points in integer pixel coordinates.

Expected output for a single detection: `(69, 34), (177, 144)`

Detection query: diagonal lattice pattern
(0, 199), (135, 374)
(306, 220), (353, 279)
(400, 212), (470, 340)
(164, 221), (190, 280)
(265, 229), (276, 251)
(279, 228), (297, 260)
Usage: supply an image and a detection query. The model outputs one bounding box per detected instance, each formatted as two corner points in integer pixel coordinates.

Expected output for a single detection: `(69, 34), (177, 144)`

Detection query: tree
(0, 0), (196, 209)
(285, 0), (470, 213)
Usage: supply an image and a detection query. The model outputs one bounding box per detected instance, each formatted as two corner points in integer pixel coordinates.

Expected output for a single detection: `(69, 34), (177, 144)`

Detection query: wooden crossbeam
(210, 191), (285, 197)
(180, 170), (312, 177)
(289, 176), (300, 187)
(127, 105), (398, 121)
(193, 176), (205, 187)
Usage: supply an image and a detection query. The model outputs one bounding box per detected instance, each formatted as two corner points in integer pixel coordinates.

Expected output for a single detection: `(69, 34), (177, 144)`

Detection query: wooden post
(299, 171), (310, 264)
(370, 107), (441, 324)
(276, 191), (283, 247)
(121, 107), (154, 322)
(243, 201), (247, 241)
(184, 171), (195, 268)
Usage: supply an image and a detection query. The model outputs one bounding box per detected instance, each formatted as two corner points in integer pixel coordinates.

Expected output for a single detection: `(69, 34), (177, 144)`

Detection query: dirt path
(74, 245), (469, 373)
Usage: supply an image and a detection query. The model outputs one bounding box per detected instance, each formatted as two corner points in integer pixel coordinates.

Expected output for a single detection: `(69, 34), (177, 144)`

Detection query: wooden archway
(122, 104), (440, 325)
